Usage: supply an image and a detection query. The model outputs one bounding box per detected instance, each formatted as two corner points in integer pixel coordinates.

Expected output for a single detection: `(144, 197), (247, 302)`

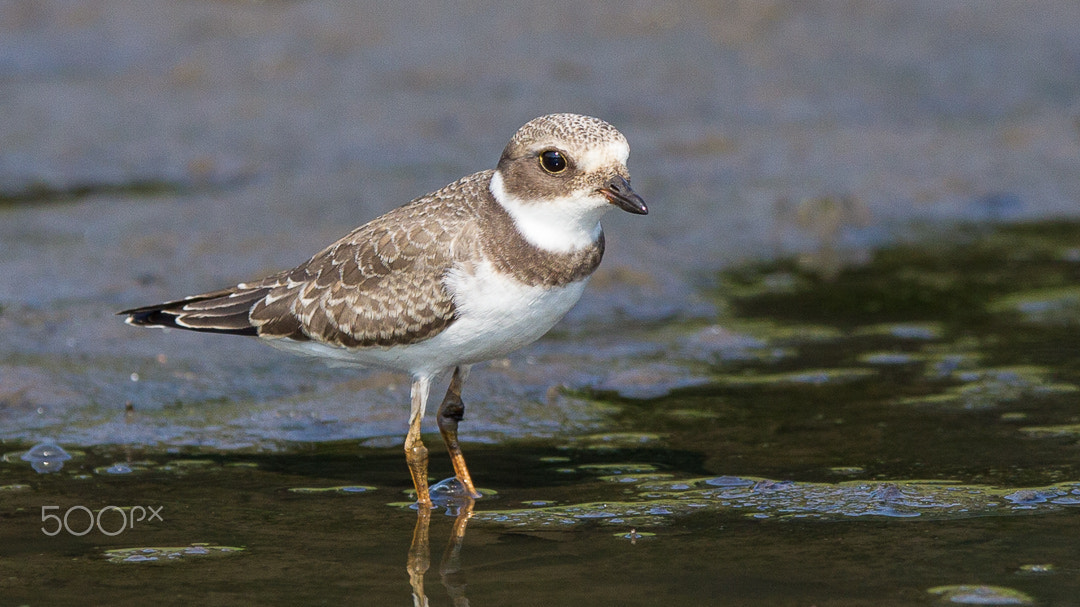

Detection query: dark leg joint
(439, 398), (465, 424)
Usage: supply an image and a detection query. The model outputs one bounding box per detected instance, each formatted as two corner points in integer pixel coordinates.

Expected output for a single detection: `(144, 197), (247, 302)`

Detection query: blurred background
(3, 4), (1080, 604)
(1, 0), (1079, 443)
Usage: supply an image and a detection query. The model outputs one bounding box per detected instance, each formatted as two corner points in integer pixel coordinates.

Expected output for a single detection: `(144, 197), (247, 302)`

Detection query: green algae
(0, 483), (31, 491)
(6, 221), (1080, 604)
(1019, 424), (1080, 438)
(724, 319), (844, 343)
(713, 368), (878, 387)
(856, 351), (922, 365)
(597, 473), (675, 484)
(288, 485), (377, 494)
(719, 223), (1080, 333)
(927, 585), (1034, 605)
(166, 459), (216, 467)
(0, 179), (193, 206)
(853, 322), (945, 340)
(895, 366), (1078, 410)
(661, 408), (720, 420)
(576, 463), (660, 474)
(561, 433), (665, 449)
(1016, 564), (1056, 575)
(827, 466), (866, 476)
(470, 476), (1080, 529)
(103, 543), (245, 564)
(988, 286), (1080, 325)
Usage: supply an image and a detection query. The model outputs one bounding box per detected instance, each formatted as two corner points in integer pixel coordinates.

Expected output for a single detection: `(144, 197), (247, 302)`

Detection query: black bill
(598, 175), (648, 215)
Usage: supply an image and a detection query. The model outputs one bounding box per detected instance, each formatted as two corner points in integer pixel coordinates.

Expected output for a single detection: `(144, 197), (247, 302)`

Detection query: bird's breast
(437, 260), (589, 361)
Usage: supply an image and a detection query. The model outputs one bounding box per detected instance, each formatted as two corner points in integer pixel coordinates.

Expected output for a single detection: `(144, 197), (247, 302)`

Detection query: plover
(120, 113), (648, 507)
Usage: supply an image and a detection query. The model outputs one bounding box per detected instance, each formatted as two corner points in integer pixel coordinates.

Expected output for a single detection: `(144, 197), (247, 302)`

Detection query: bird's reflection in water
(408, 478), (476, 607)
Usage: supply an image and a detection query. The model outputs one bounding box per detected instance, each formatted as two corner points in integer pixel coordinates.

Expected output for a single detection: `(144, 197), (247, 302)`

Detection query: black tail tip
(119, 307), (180, 329)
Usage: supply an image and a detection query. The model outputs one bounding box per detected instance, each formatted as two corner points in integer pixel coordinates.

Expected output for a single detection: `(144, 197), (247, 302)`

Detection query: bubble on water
(614, 529), (656, 542)
(92, 461), (153, 475)
(20, 441), (72, 474)
(429, 477), (471, 500)
(418, 477), (494, 514)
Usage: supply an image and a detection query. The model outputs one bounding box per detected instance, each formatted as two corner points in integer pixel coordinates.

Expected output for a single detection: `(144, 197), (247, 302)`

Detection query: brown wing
(249, 198), (478, 347)
(121, 171), (492, 347)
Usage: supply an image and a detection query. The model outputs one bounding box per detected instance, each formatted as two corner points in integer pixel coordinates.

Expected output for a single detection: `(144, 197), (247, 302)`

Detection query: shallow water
(3, 222), (1080, 605)
(4, 2), (1080, 604)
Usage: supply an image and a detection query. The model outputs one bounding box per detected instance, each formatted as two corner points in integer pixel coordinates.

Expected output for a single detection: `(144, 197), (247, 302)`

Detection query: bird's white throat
(489, 171), (605, 253)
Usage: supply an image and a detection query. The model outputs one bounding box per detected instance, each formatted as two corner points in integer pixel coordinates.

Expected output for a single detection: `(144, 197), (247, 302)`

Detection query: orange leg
(405, 376), (433, 508)
(436, 366), (482, 499)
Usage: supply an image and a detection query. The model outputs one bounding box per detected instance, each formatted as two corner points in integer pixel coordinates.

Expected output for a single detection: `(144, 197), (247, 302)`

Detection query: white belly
(266, 261), (588, 377)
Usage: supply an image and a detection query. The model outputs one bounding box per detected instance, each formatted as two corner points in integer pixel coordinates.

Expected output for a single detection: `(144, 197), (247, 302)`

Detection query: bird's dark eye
(539, 149), (568, 174)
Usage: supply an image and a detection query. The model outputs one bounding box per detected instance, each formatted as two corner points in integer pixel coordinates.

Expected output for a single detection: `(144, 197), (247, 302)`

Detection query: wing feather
(120, 171), (493, 347)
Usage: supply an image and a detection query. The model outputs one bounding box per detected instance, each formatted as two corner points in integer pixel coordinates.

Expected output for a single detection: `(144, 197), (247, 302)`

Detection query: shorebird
(120, 113), (648, 507)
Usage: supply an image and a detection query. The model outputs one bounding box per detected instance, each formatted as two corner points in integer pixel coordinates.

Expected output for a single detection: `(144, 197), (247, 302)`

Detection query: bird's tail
(119, 286), (270, 336)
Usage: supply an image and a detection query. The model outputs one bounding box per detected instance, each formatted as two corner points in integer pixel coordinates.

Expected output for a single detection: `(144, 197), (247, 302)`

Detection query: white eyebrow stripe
(573, 140), (630, 173)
